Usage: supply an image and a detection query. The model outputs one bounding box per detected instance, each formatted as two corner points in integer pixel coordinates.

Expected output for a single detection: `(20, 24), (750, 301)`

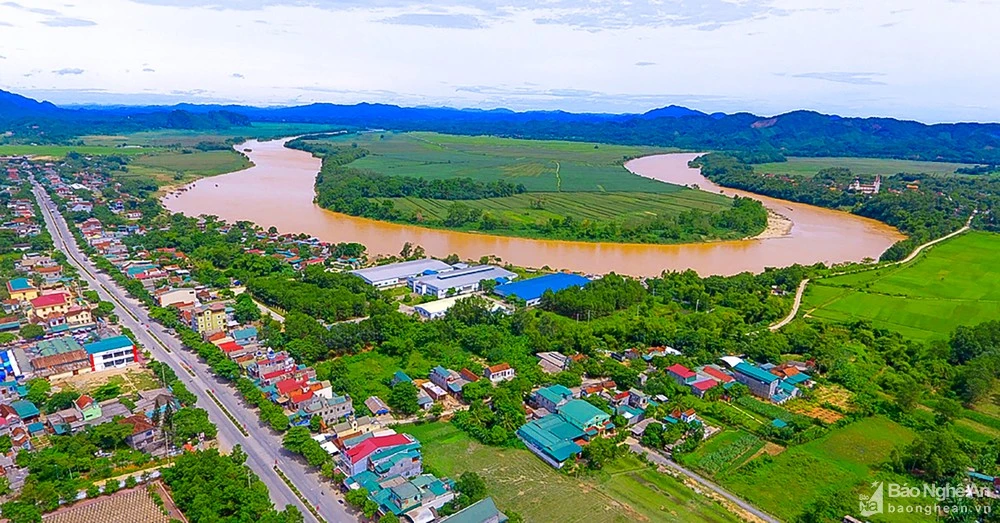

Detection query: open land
(755, 157), (980, 177)
(718, 417), (936, 523)
(801, 231), (1000, 340)
(317, 131), (682, 193)
(401, 421), (742, 523)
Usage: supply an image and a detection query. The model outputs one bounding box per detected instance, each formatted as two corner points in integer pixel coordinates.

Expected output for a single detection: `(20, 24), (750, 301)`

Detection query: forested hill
(0, 90), (251, 143)
(5, 88), (1000, 163)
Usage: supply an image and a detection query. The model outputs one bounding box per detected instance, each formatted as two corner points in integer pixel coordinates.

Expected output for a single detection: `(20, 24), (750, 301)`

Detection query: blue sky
(0, 0), (997, 122)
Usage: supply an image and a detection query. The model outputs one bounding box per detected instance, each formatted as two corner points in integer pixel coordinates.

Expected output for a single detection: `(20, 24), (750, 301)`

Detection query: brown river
(162, 138), (904, 276)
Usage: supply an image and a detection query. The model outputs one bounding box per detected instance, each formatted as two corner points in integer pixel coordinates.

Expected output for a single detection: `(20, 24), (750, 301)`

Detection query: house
(413, 295), (505, 320)
(517, 400), (612, 469)
(732, 362), (801, 403)
(429, 366), (469, 396)
(440, 497), (508, 523)
(33, 265), (63, 282)
(484, 363), (515, 383)
(667, 408), (698, 424)
(493, 273), (590, 306)
(391, 370), (412, 387)
(690, 379), (719, 398)
(700, 365), (735, 386)
(409, 265), (516, 298)
(351, 259), (454, 288)
(118, 414), (163, 453)
(232, 326), (258, 346)
(29, 293), (70, 320)
(156, 288), (196, 308)
(69, 201), (93, 213)
(368, 441), (423, 479)
(5, 278), (38, 302)
(365, 396), (390, 416)
(769, 364), (813, 388)
(666, 363), (697, 386)
(9, 400), (39, 422)
(74, 395), (102, 421)
(301, 393), (353, 427)
(83, 335), (138, 372)
(530, 385), (574, 413)
(349, 472), (455, 521)
(192, 302), (227, 335)
(338, 432), (418, 476)
(535, 351), (570, 374)
(64, 306), (93, 329)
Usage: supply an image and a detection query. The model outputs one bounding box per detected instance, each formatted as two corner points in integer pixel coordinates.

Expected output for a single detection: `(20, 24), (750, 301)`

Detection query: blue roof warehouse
(494, 273), (590, 306)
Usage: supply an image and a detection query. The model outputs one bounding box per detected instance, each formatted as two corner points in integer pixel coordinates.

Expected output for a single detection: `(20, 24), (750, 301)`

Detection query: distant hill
(3, 89), (1000, 163)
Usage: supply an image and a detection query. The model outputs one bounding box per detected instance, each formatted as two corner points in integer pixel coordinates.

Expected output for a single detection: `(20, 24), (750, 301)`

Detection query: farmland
(401, 421), (742, 523)
(801, 231), (1000, 340)
(315, 131), (679, 193)
(755, 157), (979, 177)
(719, 417), (935, 522)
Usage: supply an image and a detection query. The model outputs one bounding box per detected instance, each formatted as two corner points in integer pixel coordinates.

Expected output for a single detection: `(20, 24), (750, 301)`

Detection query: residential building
(368, 441), (423, 479)
(365, 396), (390, 416)
(64, 306), (93, 329)
(517, 399), (612, 469)
(5, 278), (38, 302)
(155, 288), (196, 308)
(351, 259), (453, 288)
(535, 351), (570, 374)
(347, 472), (455, 522)
(410, 265), (516, 298)
(429, 366), (469, 396)
(301, 393), (353, 427)
(440, 497), (508, 523)
(74, 395), (102, 421)
(29, 293), (70, 319)
(192, 302), (227, 335)
(338, 433), (418, 476)
(493, 273), (590, 306)
(83, 335), (138, 372)
(666, 364), (698, 386)
(484, 363), (515, 383)
(232, 326), (258, 345)
(33, 264), (63, 282)
(530, 384), (574, 413)
(118, 414), (163, 453)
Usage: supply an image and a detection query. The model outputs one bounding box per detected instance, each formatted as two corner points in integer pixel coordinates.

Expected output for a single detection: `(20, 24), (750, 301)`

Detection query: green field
(802, 231), (1000, 340)
(756, 157), (978, 177)
(389, 190), (731, 232)
(401, 422), (741, 523)
(80, 122), (339, 147)
(0, 144), (161, 157)
(676, 429), (764, 477)
(125, 149), (253, 187)
(719, 417), (934, 522)
(310, 131), (681, 193)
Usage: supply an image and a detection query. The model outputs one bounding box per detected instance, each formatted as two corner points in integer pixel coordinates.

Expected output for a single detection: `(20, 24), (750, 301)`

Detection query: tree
(455, 471), (487, 504)
(388, 382), (419, 416)
(345, 487), (369, 509)
(933, 398), (963, 425)
(0, 500), (41, 523)
(234, 293), (261, 323)
(19, 324), (44, 340)
(379, 514), (399, 523)
(309, 415), (323, 433)
(94, 301), (116, 318)
(582, 436), (618, 469)
(24, 378), (51, 405)
(640, 422), (666, 448)
(171, 407), (217, 444)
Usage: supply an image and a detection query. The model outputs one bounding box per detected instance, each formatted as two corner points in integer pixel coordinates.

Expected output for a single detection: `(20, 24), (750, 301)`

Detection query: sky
(0, 0), (998, 123)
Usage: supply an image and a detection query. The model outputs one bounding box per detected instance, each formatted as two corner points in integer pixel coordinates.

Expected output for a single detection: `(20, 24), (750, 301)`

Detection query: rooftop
(412, 265), (516, 291)
(83, 335), (133, 355)
(734, 362), (779, 384)
(493, 273), (590, 302)
(351, 259), (453, 284)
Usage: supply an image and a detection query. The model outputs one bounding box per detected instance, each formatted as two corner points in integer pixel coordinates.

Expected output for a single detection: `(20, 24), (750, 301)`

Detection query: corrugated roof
(83, 335), (133, 355)
(494, 273), (590, 302)
(734, 362), (778, 384)
(351, 259), (452, 284)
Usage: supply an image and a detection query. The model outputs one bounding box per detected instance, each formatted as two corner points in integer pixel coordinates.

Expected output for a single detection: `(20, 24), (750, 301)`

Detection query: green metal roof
(11, 400), (39, 419)
(557, 399), (610, 430)
(36, 336), (84, 357)
(734, 362), (778, 384)
(440, 497), (507, 523)
(534, 384), (573, 405)
(517, 414), (584, 462)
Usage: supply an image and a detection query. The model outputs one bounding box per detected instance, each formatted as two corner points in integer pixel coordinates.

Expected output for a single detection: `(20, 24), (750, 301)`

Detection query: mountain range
(3, 89), (1000, 163)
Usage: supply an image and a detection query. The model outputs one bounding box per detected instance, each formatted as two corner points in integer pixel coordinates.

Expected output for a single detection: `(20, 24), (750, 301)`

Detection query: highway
(32, 181), (353, 523)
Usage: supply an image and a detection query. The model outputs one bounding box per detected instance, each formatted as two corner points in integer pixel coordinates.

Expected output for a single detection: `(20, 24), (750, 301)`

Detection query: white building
(351, 259), (453, 288)
(410, 265), (516, 298)
(83, 336), (137, 372)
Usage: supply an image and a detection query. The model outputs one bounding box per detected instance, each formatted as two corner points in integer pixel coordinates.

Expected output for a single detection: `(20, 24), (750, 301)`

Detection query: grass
(676, 429), (763, 476)
(802, 231), (1000, 340)
(388, 190), (731, 232)
(755, 157), (979, 177)
(125, 149), (253, 187)
(0, 144), (161, 157)
(401, 421), (741, 523)
(719, 417), (930, 522)
(305, 131), (682, 193)
(80, 122), (339, 147)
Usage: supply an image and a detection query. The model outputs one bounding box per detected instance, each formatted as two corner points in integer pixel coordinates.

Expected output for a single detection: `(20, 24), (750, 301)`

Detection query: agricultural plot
(755, 157), (978, 177)
(80, 122), (336, 147)
(785, 384), (852, 423)
(802, 231), (1000, 340)
(315, 131), (681, 193)
(402, 421), (741, 523)
(389, 190), (731, 229)
(0, 144), (160, 158)
(720, 417), (931, 522)
(126, 149), (252, 186)
(679, 430), (763, 476)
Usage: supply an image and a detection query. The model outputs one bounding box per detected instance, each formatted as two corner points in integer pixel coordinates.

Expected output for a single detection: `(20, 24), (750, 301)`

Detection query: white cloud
(3, 0), (1000, 122)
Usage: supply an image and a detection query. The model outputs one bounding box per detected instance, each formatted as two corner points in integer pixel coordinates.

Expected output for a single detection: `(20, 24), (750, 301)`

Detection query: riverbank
(164, 138), (903, 277)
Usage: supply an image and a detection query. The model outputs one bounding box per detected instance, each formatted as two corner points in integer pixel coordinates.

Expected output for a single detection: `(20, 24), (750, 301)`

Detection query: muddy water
(162, 138), (904, 276)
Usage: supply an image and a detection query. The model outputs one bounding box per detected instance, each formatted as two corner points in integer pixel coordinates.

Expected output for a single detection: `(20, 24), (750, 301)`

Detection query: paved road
(33, 181), (353, 523)
(769, 214), (974, 332)
(768, 278), (809, 331)
(629, 443), (782, 523)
